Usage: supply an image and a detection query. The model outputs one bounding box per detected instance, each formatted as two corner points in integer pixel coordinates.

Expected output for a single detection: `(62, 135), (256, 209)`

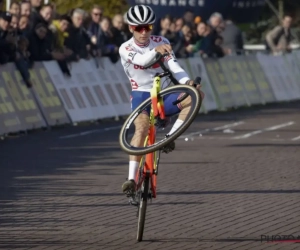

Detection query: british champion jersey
(119, 35), (190, 92)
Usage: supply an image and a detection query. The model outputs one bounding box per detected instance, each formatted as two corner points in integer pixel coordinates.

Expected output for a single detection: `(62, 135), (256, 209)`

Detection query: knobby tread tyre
(137, 177), (150, 242)
(119, 84), (201, 155)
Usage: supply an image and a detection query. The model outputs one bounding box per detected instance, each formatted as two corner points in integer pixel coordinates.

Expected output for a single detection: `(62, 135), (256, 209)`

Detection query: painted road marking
(179, 121), (245, 139)
(60, 125), (122, 139)
(233, 121), (295, 139)
(291, 135), (300, 141)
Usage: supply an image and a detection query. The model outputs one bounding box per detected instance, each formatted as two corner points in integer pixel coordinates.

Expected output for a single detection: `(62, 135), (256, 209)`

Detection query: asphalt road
(0, 101), (300, 250)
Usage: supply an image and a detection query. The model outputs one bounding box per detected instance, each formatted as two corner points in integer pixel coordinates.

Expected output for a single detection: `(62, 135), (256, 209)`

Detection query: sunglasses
(130, 24), (153, 33)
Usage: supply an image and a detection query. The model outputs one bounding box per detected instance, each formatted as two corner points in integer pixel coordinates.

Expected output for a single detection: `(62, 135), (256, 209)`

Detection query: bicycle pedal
(129, 197), (139, 207)
(161, 141), (175, 154)
(148, 193), (153, 203)
(161, 148), (173, 154)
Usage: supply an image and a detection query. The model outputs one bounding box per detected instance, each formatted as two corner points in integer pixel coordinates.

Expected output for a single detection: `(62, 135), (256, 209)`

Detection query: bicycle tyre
(119, 84), (201, 155)
(137, 175), (150, 242)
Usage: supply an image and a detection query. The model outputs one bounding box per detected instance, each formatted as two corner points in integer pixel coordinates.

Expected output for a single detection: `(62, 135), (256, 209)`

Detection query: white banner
(89, 57), (131, 116)
(43, 61), (93, 123)
(41, 54), (300, 125)
(273, 56), (300, 100)
(284, 53), (300, 99)
(256, 54), (291, 101)
(183, 58), (218, 112)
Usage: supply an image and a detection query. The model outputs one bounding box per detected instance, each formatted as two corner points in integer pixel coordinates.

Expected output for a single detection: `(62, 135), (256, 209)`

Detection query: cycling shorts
(130, 91), (183, 117)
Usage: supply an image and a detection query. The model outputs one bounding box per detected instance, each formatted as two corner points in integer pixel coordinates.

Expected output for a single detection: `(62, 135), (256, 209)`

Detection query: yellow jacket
(49, 20), (69, 51)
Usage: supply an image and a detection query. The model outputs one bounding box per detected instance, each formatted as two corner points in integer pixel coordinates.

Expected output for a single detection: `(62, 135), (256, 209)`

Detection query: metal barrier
(1, 52), (300, 136)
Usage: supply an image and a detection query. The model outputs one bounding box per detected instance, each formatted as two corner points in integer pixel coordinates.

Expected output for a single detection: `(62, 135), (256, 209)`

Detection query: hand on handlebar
(187, 79), (205, 100)
(155, 44), (172, 56)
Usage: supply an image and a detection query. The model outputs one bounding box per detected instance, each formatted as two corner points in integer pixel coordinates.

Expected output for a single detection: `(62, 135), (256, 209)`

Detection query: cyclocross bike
(119, 52), (202, 242)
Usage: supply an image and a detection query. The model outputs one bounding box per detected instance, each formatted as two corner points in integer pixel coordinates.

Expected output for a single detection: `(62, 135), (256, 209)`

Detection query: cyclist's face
(130, 24), (153, 44)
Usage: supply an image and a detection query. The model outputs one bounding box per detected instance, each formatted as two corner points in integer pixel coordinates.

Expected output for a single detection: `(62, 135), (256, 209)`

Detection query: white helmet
(126, 5), (156, 26)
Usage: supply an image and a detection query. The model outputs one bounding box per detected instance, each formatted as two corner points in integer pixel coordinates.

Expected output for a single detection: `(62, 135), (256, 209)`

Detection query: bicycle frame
(135, 74), (165, 199)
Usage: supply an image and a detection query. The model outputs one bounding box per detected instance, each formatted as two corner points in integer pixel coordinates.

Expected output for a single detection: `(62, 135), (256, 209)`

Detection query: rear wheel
(119, 84), (201, 156)
(136, 175), (150, 242)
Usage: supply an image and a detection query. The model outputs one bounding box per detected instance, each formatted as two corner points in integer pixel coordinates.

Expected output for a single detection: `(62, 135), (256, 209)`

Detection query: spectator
(0, 11), (13, 64)
(175, 17), (184, 32)
(177, 24), (194, 58)
(9, 1), (20, 16)
(49, 14), (72, 75)
(9, 14), (19, 33)
(169, 21), (176, 33)
(20, 0), (31, 17)
(111, 14), (127, 47)
(5, 13), (32, 87)
(159, 14), (172, 37)
(198, 24), (224, 58)
(183, 9), (194, 27)
(85, 5), (103, 51)
(216, 20), (225, 34)
(265, 14), (293, 55)
(220, 17), (244, 55)
(49, 14), (71, 52)
(32, 4), (53, 28)
(29, 23), (64, 62)
(208, 12), (223, 44)
(15, 34), (32, 87)
(157, 15), (182, 56)
(186, 22), (206, 55)
(208, 12), (223, 29)
(30, 0), (42, 10)
(30, 0), (42, 26)
(65, 8), (90, 60)
(99, 17), (119, 62)
(19, 15), (30, 36)
(17, 36), (30, 61)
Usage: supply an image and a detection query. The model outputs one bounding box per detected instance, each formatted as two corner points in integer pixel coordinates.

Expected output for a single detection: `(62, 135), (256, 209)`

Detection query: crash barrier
(1, 52), (300, 136)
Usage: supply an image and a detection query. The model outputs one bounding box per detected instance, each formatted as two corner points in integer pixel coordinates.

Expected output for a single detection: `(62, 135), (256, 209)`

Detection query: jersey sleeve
(119, 44), (157, 67)
(162, 38), (190, 84)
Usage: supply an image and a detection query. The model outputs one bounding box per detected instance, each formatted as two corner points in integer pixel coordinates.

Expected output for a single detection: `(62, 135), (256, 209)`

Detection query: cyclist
(119, 5), (205, 197)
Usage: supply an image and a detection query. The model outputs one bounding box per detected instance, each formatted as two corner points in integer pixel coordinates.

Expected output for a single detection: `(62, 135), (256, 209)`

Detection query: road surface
(0, 101), (300, 250)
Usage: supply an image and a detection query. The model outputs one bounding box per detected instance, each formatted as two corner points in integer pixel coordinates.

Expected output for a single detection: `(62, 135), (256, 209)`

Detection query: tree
(51, 0), (129, 18)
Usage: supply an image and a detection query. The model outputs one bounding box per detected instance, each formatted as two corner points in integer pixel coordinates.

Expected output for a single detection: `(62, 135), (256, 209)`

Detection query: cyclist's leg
(164, 89), (204, 136)
(122, 91), (150, 196)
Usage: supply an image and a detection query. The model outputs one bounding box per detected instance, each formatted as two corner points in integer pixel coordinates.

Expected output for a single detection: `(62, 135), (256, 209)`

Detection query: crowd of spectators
(0, 1), (246, 86)
(154, 10), (244, 59)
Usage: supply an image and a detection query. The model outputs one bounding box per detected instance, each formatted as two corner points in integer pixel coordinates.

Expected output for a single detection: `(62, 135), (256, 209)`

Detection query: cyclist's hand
(187, 80), (205, 99)
(187, 80), (200, 88)
(155, 44), (172, 55)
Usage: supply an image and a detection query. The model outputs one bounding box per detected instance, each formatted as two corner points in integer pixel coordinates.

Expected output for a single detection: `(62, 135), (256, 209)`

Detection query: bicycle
(119, 52), (202, 241)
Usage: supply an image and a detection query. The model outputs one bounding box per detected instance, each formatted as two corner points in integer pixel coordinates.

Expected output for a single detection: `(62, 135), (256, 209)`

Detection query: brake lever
(193, 77), (202, 87)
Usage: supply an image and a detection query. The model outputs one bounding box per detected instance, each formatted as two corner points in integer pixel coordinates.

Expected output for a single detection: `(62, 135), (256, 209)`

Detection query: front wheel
(136, 176), (150, 242)
(119, 85), (202, 156)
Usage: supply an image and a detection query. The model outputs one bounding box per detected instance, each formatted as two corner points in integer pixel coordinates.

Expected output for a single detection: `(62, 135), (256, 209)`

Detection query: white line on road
(291, 135), (300, 141)
(59, 125), (122, 139)
(233, 121), (295, 139)
(179, 121), (245, 139)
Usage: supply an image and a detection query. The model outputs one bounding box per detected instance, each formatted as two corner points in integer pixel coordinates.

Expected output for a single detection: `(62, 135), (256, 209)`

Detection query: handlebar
(144, 52), (201, 87)
(144, 52), (202, 106)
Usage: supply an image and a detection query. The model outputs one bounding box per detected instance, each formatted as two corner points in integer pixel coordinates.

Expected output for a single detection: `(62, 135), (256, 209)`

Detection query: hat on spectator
(194, 16), (201, 24)
(0, 11), (12, 22)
